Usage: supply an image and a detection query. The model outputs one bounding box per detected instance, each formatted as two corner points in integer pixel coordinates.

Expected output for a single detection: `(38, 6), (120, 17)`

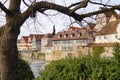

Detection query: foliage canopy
(17, 58), (35, 80)
(36, 44), (120, 80)
(92, 46), (105, 56)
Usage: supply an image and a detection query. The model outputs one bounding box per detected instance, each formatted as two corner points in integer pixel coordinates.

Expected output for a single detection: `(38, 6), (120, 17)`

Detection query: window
(62, 47), (67, 50)
(82, 40), (85, 43)
(58, 34), (62, 38)
(54, 41), (60, 44)
(48, 38), (51, 41)
(69, 40), (73, 44)
(68, 47), (73, 50)
(77, 32), (82, 37)
(71, 33), (75, 37)
(76, 40), (81, 43)
(99, 36), (101, 39)
(104, 36), (106, 39)
(64, 34), (68, 38)
(106, 16), (110, 21)
(62, 40), (72, 44)
(80, 32), (82, 36)
(62, 46), (73, 50)
(62, 41), (68, 44)
(115, 35), (118, 38)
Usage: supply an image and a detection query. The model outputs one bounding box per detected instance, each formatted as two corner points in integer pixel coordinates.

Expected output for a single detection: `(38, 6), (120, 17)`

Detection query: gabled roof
(95, 8), (116, 20)
(68, 26), (86, 31)
(96, 20), (120, 36)
(81, 31), (89, 39)
(19, 34), (44, 43)
(52, 27), (93, 41)
(22, 36), (28, 43)
(87, 23), (96, 30)
(100, 7), (117, 16)
(117, 14), (120, 19)
(17, 39), (21, 43)
(29, 34), (44, 40)
(104, 11), (116, 17)
(42, 33), (53, 38)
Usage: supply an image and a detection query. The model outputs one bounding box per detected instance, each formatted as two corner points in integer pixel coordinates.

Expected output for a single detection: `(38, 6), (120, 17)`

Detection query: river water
(30, 60), (45, 78)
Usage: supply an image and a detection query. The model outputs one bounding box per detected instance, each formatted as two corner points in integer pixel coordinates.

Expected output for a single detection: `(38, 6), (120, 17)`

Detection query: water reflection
(30, 60), (45, 78)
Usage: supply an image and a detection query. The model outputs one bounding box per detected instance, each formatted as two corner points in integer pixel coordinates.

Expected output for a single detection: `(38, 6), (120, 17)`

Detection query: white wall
(95, 34), (120, 43)
(95, 22), (120, 43)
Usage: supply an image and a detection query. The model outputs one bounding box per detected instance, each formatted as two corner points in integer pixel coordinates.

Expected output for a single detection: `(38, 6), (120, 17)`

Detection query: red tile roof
(87, 23), (96, 30)
(22, 36), (28, 43)
(29, 34), (44, 40)
(42, 33), (53, 38)
(95, 9), (116, 22)
(68, 26), (86, 31)
(117, 14), (120, 19)
(99, 7), (116, 16)
(52, 27), (93, 41)
(19, 34), (44, 43)
(96, 20), (120, 36)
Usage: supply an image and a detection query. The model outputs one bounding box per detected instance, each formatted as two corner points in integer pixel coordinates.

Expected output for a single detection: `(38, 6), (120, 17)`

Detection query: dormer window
(58, 34), (62, 38)
(71, 33), (75, 37)
(28, 37), (31, 43)
(78, 32), (82, 37)
(106, 16), (110, 21)
(80, 32), (82, 36)
(64, 34), (68, 38)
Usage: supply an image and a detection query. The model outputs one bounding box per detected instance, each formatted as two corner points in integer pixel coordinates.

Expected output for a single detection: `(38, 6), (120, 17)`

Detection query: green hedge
(36, 57), (119, 80)
(36, 44), (120, 80)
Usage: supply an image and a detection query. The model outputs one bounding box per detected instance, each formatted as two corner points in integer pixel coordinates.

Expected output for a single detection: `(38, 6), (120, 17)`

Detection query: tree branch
(3, 0), (8, 4)
(22, 1), (84, 22)
(0, 2), (12, 15)
(70, 0), (89, 13)
(22, 0), (30, 7)
(89, 1), (113, 7)
(21, 1), (120, 24)
(9, 0), (21, 13)
(82, 5), (120, 18)
(68, 2), (82, 8)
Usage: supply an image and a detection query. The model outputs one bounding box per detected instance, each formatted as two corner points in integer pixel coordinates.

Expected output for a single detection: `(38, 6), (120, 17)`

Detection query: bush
(92, 46), (105, 56)
(36, 56), (120, 80)
(113, 43), (120, 65)
(36, 44), (120, 80)
(38, 53), (45, 57)
(16, 58), (35, 80)
(38, 53), (45, 60)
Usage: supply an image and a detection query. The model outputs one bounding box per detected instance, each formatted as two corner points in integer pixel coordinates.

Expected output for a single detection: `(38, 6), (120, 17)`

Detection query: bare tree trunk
(0, 25), (20, 80)
(0, 1), (26, 79)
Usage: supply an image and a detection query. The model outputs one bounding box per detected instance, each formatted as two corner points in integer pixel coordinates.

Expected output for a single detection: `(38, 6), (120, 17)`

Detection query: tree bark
(0, 1), (28, 80)
(0, 25), (20, 80)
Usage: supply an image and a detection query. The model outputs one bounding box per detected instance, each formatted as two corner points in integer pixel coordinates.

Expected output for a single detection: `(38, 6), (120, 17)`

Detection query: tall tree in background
(52, 25), (56, 36)
(0, 0), (120, 80)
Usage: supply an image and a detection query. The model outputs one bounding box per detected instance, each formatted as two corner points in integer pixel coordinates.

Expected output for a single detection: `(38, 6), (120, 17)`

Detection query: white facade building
(95, 20), (120, 43)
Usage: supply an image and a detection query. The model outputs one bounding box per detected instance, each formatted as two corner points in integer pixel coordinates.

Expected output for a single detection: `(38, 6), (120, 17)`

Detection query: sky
(0, 0), (120, 38)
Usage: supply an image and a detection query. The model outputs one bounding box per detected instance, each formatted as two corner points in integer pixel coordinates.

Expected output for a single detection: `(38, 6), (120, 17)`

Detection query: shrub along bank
(36, 44), (120, 80)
